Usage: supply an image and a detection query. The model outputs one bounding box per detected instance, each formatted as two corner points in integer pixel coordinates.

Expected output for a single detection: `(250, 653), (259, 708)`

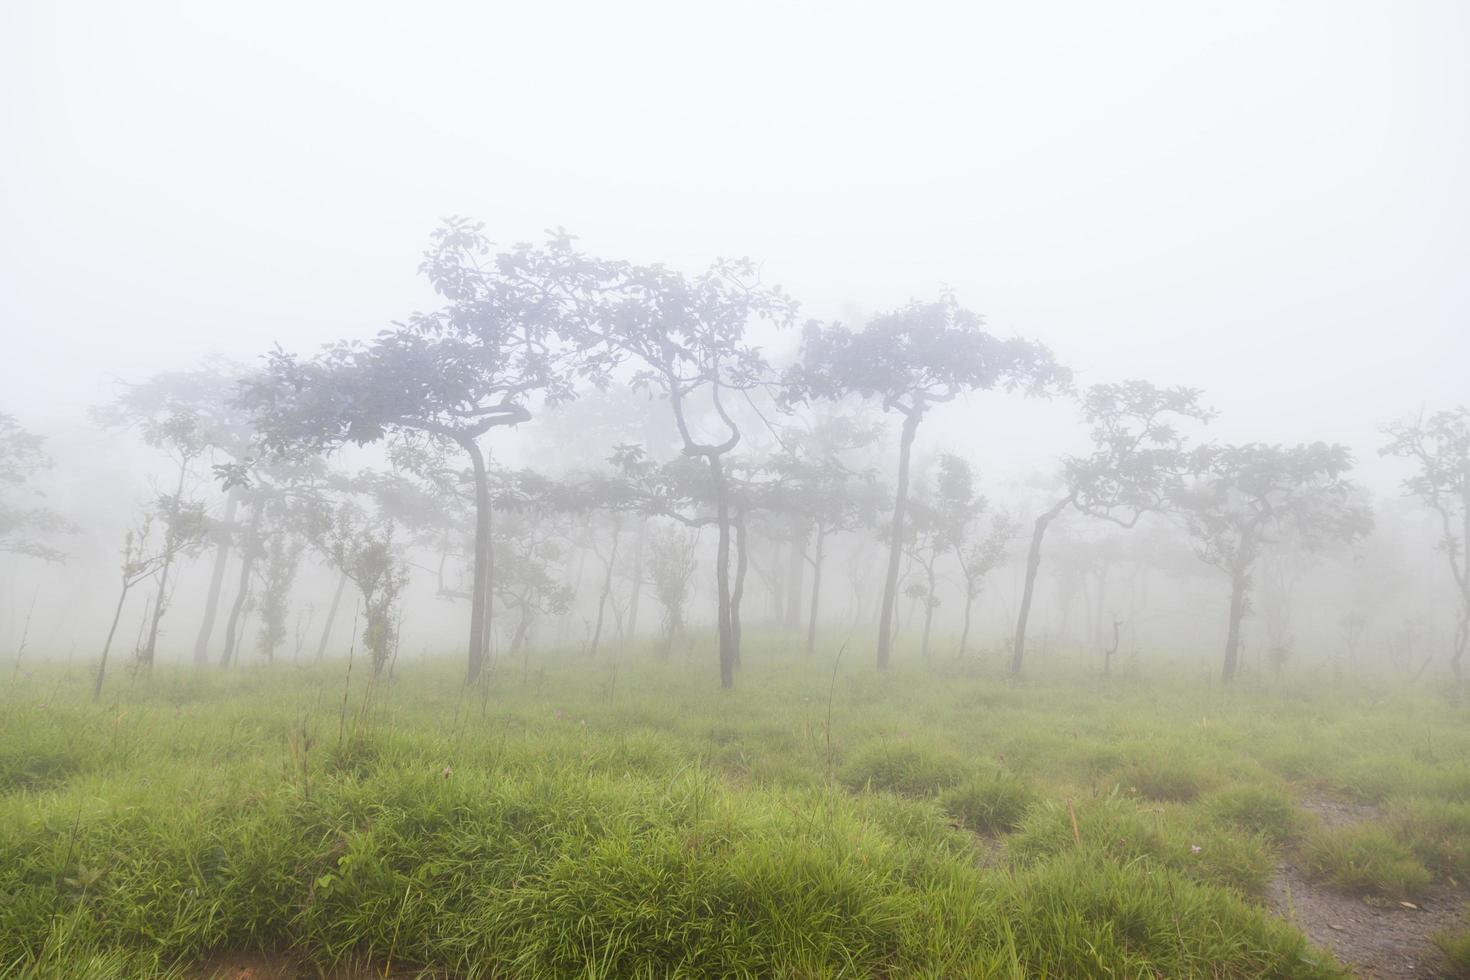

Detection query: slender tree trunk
(709, 455), (736, 689)
(1222, 570), (1249, 683)
(141, 457), (190, 669)
(95, 585), (131, 701)
(220, 503), (263, 668)
(463, 438), (492, 684)
(192, 490), (239, 665)
(732, 514), (748, 668)
(590, 520), (621, 657)
(784, 525), (805, 630)
(769, 539), (786, 625)
(627, 517), (645, 639)
(805, 525), (825, 654)
(1009, 497), (1069, 676)
(959, 584), (976, 657)
(315, 570), (348, 661)
(877, 408), (922, 670)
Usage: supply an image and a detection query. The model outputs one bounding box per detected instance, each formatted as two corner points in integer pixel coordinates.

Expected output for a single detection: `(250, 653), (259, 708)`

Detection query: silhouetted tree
(0, 412), (74, 562)
(1382, 407), (1470, 689)
(1010, 381), (1210, 675)
(789, 296), (1068, 669)
(1176, 442), (1372, 683)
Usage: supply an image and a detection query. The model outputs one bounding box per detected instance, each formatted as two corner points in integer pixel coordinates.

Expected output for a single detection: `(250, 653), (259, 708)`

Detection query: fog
(2, 1), (1468, 675)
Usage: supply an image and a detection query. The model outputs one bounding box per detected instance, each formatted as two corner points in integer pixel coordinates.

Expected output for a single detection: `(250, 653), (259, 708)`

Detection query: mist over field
(2, 3), (1469, 978)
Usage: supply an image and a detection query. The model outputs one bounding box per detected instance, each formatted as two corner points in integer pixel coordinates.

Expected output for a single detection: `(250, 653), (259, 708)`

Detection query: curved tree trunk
(140, 457), (191, 669)
(1009, 497), (1070, 676)
(920, 561), (937, 661)
(192, 489), (239, 665)
(877, 408), (922, 670)
(805, 524), (825, 654)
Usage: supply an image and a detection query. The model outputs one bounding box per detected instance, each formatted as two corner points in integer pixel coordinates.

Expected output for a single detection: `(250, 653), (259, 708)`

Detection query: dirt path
(1263, 798), (1467, 979)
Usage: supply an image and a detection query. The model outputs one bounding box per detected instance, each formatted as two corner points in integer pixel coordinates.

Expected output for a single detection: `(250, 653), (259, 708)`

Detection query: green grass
(1301, 824), (1434, 897)
(5, 636), (1467, 977)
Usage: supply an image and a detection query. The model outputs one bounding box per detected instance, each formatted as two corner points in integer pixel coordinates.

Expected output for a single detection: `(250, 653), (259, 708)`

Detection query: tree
(789, 296), (1068, 669)
(1010, 381), (1212, 675)
(764, 412), (881, 653)
(955, 512), (1017, 657)
(579, 259), (796, 688)
(93, 360), (257, 664)
(901, 455), (986, 660)
(1176, 442), (1372, 683)
(0, 413), (74, 561)
(647, 525), (700, 659)
(241, 221), (599, 684)
(94, 501), (208, 699)
(1382, 407), (1470, 689)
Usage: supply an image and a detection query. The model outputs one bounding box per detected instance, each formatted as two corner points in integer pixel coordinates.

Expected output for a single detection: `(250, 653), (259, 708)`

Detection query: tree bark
(192, 489), (239, 665)
(877, 407), (922, 670)
(805, 524), (825, 654)
(220, 502), (263, 668)
(959, 585), (976, 658)
(1009, 496), (1069, 676)
(463, 438), (492, 685)
(315, 570), (348, 661)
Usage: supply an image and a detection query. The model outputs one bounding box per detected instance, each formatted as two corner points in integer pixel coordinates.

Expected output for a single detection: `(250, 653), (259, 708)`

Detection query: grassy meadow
(3, 638), (1469, 978)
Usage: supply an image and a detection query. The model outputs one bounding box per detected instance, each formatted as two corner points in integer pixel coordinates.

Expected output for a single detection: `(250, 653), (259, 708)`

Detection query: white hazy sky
(3, 0), (1468, 492)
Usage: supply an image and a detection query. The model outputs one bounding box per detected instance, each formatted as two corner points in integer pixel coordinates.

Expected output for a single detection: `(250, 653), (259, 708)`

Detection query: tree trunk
(141, 457), (191, 669)
(709, 455), (736, 689)
(220, 503), (263, 668)
(463, 438), (492, 684)
(959, 584), (975, 657)
(732, 514), (748, 667)
(315, 570), (348, 661)
(590, 520), (621, 657)
(1221, 571), (1249, 683)
(805, 524), (825, 654)
(877, 408), (922, 670)
(94, 585), (131, 701)
(1009, 497), (1069, 676)
(192, 489), (239, 665)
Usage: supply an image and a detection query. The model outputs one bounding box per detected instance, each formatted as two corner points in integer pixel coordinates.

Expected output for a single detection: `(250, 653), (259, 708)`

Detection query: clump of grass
(1202, 785), (1304, 844)
(1004, 851), (1344, 978)
(1119, 757), (1210, 802)
(941, 773), (1038, 834)
(1302, 823), (1432, 897)
(1385, 798), (1470, 879)
(1008, 796), (1276, 896)
(838, 741), (966, 797)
